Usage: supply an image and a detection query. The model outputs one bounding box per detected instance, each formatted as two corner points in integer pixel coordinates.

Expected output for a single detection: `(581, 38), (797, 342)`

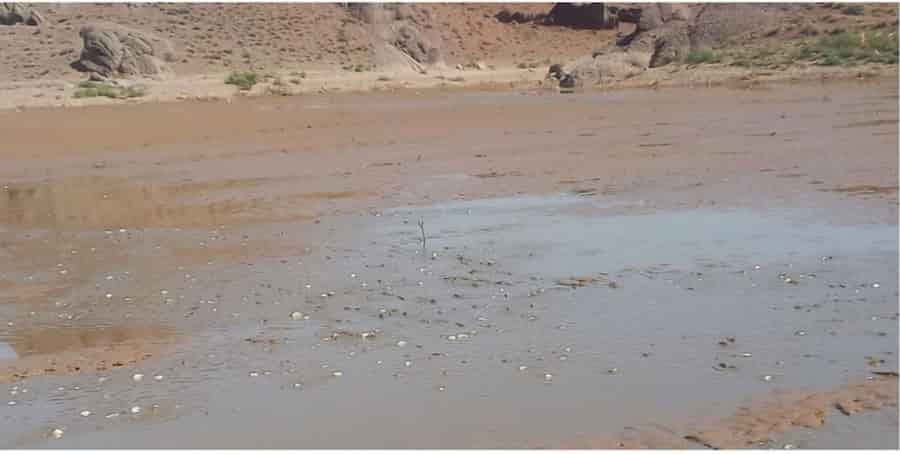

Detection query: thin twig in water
(417, 219), (426, 252)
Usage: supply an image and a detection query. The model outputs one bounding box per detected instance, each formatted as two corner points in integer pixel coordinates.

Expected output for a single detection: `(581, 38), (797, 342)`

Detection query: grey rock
(0, 3), (40, 26)
(75, 23), (177, 78)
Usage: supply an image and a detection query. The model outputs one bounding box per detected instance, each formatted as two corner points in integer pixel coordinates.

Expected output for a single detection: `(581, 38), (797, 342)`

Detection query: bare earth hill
(0, 3), (896, 108)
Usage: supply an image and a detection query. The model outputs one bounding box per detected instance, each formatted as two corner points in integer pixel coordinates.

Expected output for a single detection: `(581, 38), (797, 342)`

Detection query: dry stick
(417, 219), (426, 252)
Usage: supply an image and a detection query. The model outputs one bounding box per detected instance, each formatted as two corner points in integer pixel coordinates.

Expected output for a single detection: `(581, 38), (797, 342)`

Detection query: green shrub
(820, 53), (846, 66)
(225, 71), (258, 90)
(685, 48), (718, 64)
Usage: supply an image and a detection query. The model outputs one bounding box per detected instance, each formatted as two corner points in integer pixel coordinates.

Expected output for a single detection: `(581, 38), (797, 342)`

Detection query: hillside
(0, 3), (896, 110)
(0, 3), (614, 82)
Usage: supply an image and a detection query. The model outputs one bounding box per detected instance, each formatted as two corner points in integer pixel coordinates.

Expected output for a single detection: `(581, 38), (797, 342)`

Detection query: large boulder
(0, 3), (42, 25)
(560, 48), (652, 85)
(495, 9), (543, 24)
(74, 23), (177, 78)
(689, 4), (779, 50)
(545, 3), (616, 29)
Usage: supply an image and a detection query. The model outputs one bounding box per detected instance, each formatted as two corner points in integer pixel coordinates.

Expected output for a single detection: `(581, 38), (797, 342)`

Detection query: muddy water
(0, 80), (897, 448)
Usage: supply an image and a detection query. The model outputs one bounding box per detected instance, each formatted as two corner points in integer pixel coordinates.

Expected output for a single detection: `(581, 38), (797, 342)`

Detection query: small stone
(249, 371), (259, 377)
(105, 412), (120, 419)
(292, 383), (302, 389)
(404, 361), (412, 367)
(7, 401), (16, 406)
(794, 330), (807, 336)
(130, 406), (142, 414)
(132, 373), (144, 382)
(872, 282), (881, 288)
(153, 375), (164, 381)
(397, 340), (407, 347)
(438, 385), (446, 391)
(607, 368), (618, 374)
(762, 375), (774, 382)
(332, 371), (343, 377)
(50, 428), (64, 439)
(741, 353), (753, 358)
(80, 410), (92, 417)
(519, 365), (528, 371)
(289, 311), (305, 321)
(544, 373), (553, 381)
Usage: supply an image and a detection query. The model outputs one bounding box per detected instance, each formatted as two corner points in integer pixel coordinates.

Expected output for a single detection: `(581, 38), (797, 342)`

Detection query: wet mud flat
(0, 79), (897, 448)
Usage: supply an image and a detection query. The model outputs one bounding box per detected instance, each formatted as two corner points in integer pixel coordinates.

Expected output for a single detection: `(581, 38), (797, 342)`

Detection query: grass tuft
(803, 31), (898, 66)
(74, 81), (145, 99)
(685, 48), (718, 65)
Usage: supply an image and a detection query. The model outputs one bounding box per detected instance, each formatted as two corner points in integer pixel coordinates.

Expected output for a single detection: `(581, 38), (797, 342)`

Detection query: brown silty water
(0, 80), (896, 448)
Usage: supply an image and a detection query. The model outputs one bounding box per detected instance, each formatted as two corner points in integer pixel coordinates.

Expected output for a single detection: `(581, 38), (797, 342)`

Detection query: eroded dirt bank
(0, 79), (897, 448)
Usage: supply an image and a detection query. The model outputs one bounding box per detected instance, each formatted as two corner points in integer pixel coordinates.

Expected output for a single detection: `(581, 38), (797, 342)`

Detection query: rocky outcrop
(394, 24), (440, 65)
(74, 23), (177, 78)
(347, 3), (443, 72)
(553, 3), (786, 87)
(0, 3), (42, 26)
